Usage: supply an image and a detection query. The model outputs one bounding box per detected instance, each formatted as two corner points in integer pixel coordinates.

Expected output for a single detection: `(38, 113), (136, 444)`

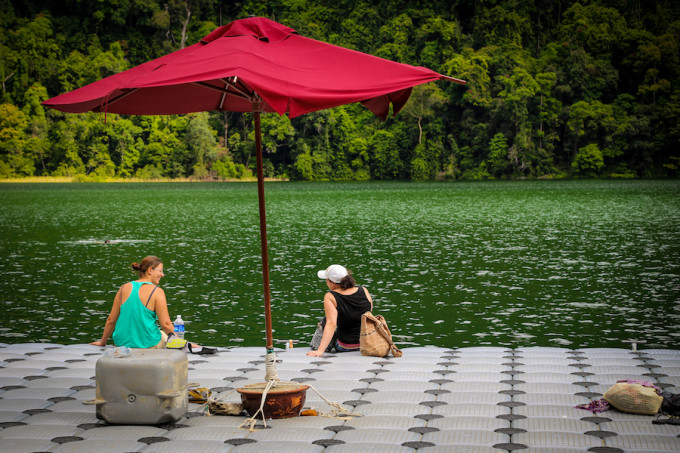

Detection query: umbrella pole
(253, 110), (274, 351)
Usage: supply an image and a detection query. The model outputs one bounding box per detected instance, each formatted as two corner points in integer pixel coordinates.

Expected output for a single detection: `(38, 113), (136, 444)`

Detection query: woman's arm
(307, 293), (338, 357)
(90, 285), (125, 346)
(364, 287), (374, 310)
(152, 287), (174, 335)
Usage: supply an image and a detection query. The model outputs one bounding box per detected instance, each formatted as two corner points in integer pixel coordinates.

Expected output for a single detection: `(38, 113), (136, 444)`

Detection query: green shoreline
(0, 174), (652, 184)
(0, 176), (286, 183)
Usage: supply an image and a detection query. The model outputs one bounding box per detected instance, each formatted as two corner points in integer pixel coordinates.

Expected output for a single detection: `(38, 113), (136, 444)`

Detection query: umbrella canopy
(43, 16), (465, 353)
(43, 17), (464, 118)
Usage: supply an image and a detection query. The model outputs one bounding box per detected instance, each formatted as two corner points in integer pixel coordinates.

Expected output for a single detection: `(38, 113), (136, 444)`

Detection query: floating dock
(1, 343), (679, 452)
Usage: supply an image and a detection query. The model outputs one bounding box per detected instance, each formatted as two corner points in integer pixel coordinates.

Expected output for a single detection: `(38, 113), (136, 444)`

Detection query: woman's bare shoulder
(118, 282), (132, 292)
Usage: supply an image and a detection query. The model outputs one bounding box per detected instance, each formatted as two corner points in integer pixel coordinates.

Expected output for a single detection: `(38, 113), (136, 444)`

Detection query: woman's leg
(151, 331), (168, 349)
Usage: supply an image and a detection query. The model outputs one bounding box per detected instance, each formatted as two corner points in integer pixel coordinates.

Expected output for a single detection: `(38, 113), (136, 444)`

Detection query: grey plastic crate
(89, 349), (187, 425)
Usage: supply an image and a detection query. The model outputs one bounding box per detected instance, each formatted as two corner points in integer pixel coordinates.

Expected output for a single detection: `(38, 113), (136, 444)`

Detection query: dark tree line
(1, 0), (679, 181)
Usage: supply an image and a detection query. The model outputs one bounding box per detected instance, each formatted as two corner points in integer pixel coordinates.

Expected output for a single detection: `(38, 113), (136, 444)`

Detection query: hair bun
(131, 262), (141, 271)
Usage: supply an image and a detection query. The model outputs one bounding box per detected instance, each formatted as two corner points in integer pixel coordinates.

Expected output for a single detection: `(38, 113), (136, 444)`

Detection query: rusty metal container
(89, 349), (188, 424)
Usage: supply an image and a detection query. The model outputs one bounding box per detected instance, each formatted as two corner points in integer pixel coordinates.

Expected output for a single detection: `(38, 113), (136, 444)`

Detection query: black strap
(145, 285), (158, 308)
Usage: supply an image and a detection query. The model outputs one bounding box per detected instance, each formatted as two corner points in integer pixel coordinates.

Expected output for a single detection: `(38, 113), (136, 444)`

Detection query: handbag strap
(145, 285), (158, 308)
(390, 343), (403, 357)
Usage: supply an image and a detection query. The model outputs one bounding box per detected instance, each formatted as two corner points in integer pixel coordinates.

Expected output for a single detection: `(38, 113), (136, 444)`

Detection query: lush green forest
(1, 0), (679, 181)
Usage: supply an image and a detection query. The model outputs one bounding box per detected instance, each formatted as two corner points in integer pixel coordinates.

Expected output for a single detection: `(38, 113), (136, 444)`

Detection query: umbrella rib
(441, 75), (467, 85)
(96, 88), (139, 111)
(192, 81), (254, 103)
(219, 83), (227, 110)
(219, 92), (227, 110)
(221, 77), (255, 100)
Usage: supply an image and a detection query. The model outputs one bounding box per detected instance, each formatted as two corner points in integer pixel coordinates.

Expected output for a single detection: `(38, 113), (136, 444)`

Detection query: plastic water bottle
(173, 315), (185, 339)
(103, 346), (131, 358)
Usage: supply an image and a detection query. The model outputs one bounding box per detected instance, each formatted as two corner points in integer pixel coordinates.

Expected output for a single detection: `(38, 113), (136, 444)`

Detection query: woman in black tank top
(307, 265), (373, 357)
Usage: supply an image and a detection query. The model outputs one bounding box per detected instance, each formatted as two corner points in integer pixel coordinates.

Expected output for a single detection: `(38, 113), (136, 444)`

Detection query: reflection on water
(1, 180), (679, 349)
(60, 239), (153, 245)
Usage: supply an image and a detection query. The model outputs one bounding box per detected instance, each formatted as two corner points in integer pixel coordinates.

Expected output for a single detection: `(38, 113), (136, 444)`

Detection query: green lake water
(1, 180), (679, 349)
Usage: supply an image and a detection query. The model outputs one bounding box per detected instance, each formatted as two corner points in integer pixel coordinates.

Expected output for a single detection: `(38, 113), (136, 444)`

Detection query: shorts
(335, 340), (360, 352)
(151, 331), (168, 349)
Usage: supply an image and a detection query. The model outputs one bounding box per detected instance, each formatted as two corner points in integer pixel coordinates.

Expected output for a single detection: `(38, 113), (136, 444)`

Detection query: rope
(198, 387), (239, 416)
(264, 350), (279, 381)
(306, 383), (363, 420)
(193, 349), (361, 430)
(200, 380), (361, 428)
(241, 349), (279, 431)
(240, 379), (277, 431)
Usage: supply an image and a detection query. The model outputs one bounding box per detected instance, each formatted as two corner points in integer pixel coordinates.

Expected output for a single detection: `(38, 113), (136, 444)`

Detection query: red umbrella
(44, 17), (465, 353)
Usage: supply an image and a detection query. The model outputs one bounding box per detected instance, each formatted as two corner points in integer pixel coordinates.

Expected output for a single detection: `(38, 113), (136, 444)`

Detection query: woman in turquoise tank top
(90, 256), (174, 349)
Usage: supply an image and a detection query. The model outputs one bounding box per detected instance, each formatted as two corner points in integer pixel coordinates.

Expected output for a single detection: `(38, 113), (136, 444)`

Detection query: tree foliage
(1, 0), (679, 180)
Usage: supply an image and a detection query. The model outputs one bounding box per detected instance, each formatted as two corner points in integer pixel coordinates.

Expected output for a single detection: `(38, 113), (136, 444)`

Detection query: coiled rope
(264, 350), (279, 381)
(199, 350), (361, 431)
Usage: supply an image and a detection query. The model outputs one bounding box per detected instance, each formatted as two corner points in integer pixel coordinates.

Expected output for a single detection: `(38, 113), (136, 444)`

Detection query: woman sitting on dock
(90, 256), (174, 349)
(307, 265), (373, 356)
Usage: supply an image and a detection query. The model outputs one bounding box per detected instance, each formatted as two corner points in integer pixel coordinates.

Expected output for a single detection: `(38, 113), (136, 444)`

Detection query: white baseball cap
(317, 265), (348, 283)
